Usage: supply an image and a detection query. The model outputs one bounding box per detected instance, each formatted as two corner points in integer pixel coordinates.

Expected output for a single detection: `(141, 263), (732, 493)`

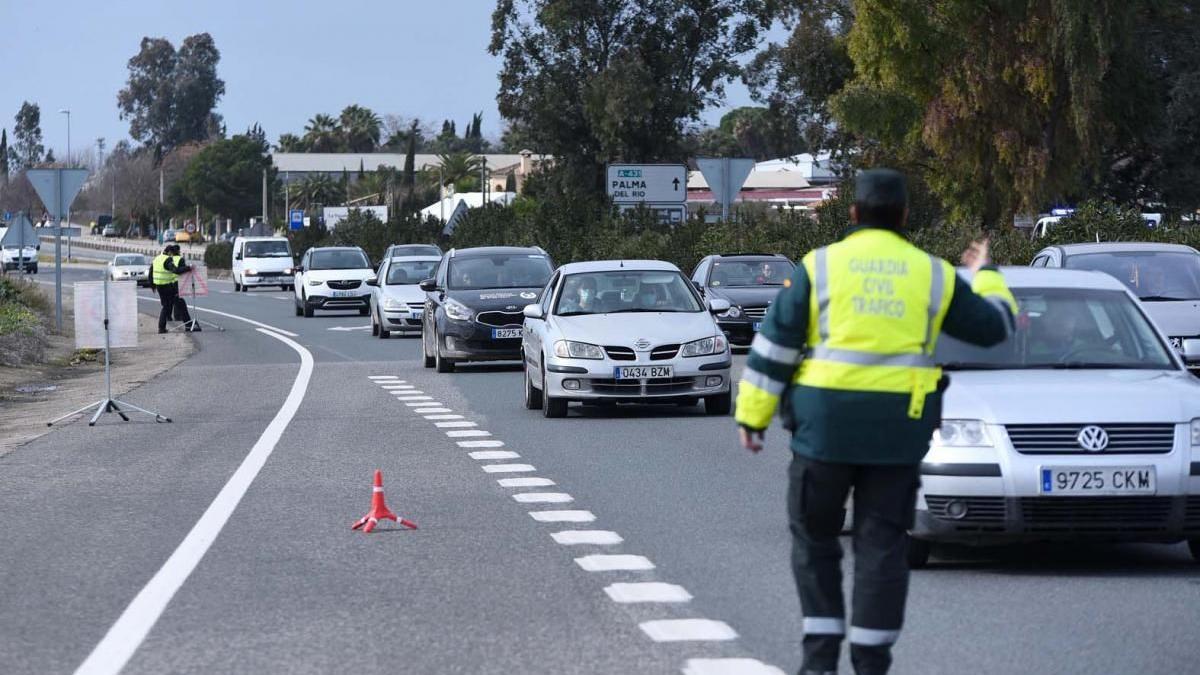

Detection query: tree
(275, 133), (305, 152)
(339, 104), (382, 152)
(403, 120), (418, 196)
(44, 149), (56, 164)
(179, 135), (273, 225)
(437, 151), (481, 189)
(291, 174), (345, 212)
(0, 129), (8, 185)
(11, 102), (45, 169)
(490, 0), (773, 196)
(690, 106), (803, 160)
(245, 123), (269, 154)
(117, 34), (225, 160)
(303, 114), (341, 152)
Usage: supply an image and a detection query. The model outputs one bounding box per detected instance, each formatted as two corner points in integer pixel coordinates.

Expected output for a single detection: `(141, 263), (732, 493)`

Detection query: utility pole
(261, 168), (267, 229)
(438, 166), (445, 222)
(96, 137), (105, 169)
(60, 109), (72, 258)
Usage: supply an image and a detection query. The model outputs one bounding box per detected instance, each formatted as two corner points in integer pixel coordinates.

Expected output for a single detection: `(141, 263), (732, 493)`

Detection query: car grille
(476, 310), (523, 327)
(590, 376), (696, 395)
(925, 496), (1006, 525)
(256, 271), (286, 278)
(407, 302), (424, 312)
(1005, 424), (1175, 454)
(1017, 497), (1173, 533)
(742, 306), (769, 319)
(650, 344), (679, 360)
(326, 279), (362, 290)
(605, 346), (636, 361)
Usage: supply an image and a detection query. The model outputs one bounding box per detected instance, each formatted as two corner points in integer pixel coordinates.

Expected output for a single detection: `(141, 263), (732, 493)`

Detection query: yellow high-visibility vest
(152, 254), (179, 285)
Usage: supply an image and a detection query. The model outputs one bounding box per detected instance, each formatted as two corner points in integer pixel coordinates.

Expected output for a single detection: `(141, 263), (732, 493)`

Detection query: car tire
(31, 265), (38, 274)
(294, 303), (303, 317)
(434, 332), (455, 373)
(907, 537), (932, 569)
(704, 392), (732, 415)
(1189, 539), (1200, 563)
(240, 283), (248, 293)
(422, 325), (435, 368)
(523, 357), (543, 410)
(302, 295), (314, 318)
(378, 313), (390, 339)
(542, 366), (567, 418)
(371, 312), (380, 336)
(233, 279), (241, 292)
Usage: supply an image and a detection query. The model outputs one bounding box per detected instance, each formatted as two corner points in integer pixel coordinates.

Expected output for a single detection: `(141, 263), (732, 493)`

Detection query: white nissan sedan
(912, 267), (1200, 566)
(521, 260), (733, 418)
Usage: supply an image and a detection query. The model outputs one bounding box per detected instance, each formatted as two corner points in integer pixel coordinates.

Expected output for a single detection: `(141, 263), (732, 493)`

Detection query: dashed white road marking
(368, 376), (400, 380)
(639, 619), (738, 642)
(447, 429), (491, 438)
(393, 390), (427, 396)
(381, 384), (414, 389)
(435, 420), (477, 428)
(575, 554), (655, 572)
(682, 659), (786, 675)
(605, 582), (692, 603)
(396, 395), (433, 401)
(551, 530), (622, 545)
(497, 477), (555, 487)
(481, 463), (534, 473)
(529, 510), (595, 523)
(513, 492), (573, 504)
(423, 414), (464, 420)
(457, 440), (504, 448)
(415, 408), (452, 414)
(468, 450), (519, 460)
(406, 401), (443, 407)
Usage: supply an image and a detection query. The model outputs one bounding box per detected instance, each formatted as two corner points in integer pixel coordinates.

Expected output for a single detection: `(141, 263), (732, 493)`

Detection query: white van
(232, 236), (295, 292)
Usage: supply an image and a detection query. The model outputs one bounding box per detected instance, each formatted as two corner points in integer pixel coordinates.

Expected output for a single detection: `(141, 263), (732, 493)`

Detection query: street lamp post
(59, 108), (72, 258)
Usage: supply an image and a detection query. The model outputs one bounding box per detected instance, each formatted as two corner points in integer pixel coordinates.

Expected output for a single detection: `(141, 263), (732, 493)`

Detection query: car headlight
(443, 298), (474, 321)
(245, 269), (258, 276)
(283, 267), (293, 275)
(1190, 418), (1200, 446)
(382, 296), (405, 310)
(681, 335), (728, 357)
(553, 340), (604, 359)
(307, 279), (323, 286)
(718, 306), (743, 319)
(933, 420), (993, 447)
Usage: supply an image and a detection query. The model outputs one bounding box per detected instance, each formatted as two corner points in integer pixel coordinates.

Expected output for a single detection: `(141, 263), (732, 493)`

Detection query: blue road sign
(3, 211), (11, 221)
(289, 209), (304, 230)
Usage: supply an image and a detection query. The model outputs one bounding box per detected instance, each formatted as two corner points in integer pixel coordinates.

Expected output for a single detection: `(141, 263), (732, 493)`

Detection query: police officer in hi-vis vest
(151, 244), (195, 333)
(736, 169), (1017, 675)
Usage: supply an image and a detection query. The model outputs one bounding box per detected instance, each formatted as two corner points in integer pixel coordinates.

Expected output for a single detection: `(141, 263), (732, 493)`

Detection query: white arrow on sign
(327, 325), (372, 332)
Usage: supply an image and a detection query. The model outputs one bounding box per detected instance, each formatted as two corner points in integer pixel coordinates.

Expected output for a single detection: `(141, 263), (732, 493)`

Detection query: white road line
(551, 530), (622, 545)
(468, 450), (519, 460)
(392, 390), (426, 396)
(682, 659), (786, 675)
(497, 477), (555, 487)
(129, 295), (301, 337)
(575, 554), (654, 572)
(406, 401), (443, 407)
(367, 376), (400, 380)
(380, 384), (414, 389)
(73, 328), (313, 675)
(414, 408), (452, 414)
(447, 429), (491, 438)
(513, 492), (573, 504)
(434, 421), (477, 428)
(529, 510), (595, 523)
(395, 395), (433, 401)
(481, 463), (534, 473)
(604, 582), (692, 603)
(423, 414), (464, 420)
(457, 440), (504, 448)
(639, 620), (738, 642)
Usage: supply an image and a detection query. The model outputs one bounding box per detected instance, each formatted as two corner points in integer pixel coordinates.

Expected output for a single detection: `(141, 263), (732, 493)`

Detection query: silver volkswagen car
(521, 260), (733, 417)
(913, 267), (1200, 566)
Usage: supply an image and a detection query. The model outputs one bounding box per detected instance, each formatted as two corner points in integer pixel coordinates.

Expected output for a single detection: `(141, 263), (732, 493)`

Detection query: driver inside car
(1028, 304), (1093, 361)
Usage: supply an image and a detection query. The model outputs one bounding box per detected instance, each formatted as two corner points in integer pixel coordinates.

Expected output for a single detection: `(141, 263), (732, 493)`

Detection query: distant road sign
(289, 209), (304, 230)
(185, 222), (197, 233)
(26, 168), (89, 220)
(696, 158), (755, 220)
(606, 164), (687, 204)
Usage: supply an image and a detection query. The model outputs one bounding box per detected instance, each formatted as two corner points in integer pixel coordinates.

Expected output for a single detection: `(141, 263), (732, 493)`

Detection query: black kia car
(420, 246), (554, 372)
(689, 253), (796, 347)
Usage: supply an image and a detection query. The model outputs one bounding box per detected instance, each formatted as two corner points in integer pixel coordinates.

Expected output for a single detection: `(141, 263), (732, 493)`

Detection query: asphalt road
(2, 248), (1197, 674)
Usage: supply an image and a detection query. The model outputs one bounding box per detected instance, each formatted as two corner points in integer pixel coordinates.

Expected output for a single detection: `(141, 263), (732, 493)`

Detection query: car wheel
(378, 313), (390, 339)
(1189, 539), (1200, 563)
(371, 312), (380, 336)
(434, 332), (455, 373)
(31, 266), (38, 274)
(294, 302), (303, 317)
(240, 283), (248, 293)
(234, 279), (241, 292)
(542, 366), (567, 418)
(523, 357), (543, 410)
(704, 392), (732, 415)
(302, 294), (314, 318)
(907, 537), (932, 569)
(421, 324), (435, 368)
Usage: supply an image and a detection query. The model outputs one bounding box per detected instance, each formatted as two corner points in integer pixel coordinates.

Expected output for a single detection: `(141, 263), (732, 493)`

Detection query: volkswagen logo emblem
(1076, 425), (1109, 452)
(633, 338), (652, 350)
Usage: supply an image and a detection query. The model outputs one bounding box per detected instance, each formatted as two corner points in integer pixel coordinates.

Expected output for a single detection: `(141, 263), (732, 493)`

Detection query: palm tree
(303, 114), (341, 152)
(436, 151), (482, 189)
(275, 133), (306, 152)
(292, 174), (345, 211)
(339, 105), (382, 153)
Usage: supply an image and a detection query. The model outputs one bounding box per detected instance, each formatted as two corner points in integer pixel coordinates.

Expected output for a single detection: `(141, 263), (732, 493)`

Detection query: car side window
(377, 260), (387, 281)
(540, 272), (560, 314)
(692, 258), (709, 284)
(435, 258), (447, 287)
(1032, 255), (1048, 268)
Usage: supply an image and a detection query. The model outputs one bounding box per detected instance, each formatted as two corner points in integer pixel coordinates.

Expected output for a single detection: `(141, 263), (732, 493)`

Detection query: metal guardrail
(37, 234), (207, 261)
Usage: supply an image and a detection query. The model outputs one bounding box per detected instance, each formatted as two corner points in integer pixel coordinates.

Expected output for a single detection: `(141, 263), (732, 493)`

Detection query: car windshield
(937, 287), (1175, 371)
(556, 270), (703, 315)
(447, 254), (552, 290)
(709, 259), (794, 287)
(244, 240), (292, 257)
(387, 260), (437, 285)
(1065, 251), (1200, 301)
(310, 249), (369, 270)
(389, 245), (441, 257)
(114, 255), (145, 266)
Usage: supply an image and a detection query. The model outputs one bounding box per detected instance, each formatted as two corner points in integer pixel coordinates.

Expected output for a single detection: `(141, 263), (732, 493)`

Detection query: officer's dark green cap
(854, 168), (908, 209)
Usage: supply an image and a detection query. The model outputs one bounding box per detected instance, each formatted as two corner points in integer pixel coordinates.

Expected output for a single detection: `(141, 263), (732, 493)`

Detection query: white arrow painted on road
(327, 325), (371, 332)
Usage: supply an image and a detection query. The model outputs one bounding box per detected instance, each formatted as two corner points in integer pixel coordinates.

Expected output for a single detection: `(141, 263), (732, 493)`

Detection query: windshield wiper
(940, 362), (1013, 370)
(1046, 362), (1145, 369)
(1138, 295), (1195, 302)
(606, 308), (690, 314)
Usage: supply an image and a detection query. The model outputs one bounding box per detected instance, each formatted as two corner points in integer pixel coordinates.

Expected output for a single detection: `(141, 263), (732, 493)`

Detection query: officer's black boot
(849, 644), (891, 675)
(800, 634), (841, 674)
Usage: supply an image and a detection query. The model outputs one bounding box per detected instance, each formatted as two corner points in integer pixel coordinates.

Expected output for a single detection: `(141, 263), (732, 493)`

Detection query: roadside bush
(0, 278), (49, 366)
(204, 242), (233, 269)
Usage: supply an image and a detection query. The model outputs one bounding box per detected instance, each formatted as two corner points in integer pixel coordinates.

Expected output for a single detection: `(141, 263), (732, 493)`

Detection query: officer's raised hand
(961, 237), (991, 274)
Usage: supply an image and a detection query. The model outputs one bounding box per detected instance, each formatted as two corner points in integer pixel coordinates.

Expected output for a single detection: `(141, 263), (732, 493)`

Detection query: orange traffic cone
(352, 470), (417, 533)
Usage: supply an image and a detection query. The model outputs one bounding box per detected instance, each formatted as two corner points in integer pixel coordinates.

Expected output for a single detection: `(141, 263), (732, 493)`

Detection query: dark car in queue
(689, 253), (796, 347)
(421, 246), (554, 372)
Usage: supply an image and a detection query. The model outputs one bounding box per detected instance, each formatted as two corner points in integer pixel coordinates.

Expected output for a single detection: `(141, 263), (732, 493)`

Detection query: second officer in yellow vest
(735, 169), (1017, 675)
(151, 244), (195, 333)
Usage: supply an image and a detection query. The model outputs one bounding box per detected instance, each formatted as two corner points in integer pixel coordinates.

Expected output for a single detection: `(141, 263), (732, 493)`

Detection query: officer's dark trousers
(156, 283), (189, 331)
(788, 455), (920, 675)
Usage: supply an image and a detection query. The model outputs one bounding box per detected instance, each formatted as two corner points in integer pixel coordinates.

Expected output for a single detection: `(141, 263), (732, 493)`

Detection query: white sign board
(26, 168), (90, 220)
(74, 281), (138, 349)
(323, 206), (388, 230)
(606, 164), (687, 204)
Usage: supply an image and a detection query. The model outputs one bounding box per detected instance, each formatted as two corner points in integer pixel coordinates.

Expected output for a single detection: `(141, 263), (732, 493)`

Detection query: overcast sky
(1, 0), (771, 160)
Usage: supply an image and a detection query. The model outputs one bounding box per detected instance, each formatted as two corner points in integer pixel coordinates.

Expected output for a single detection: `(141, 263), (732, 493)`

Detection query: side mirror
(365, 278), (379, 287)
(294, 265), (304, 274)
(708, 298), (731, 313)
(523, 304), (544, 320)
(235, 253), (243, 260)
(1182, 338), (1200, 365)
(419, 278), (439, 292)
